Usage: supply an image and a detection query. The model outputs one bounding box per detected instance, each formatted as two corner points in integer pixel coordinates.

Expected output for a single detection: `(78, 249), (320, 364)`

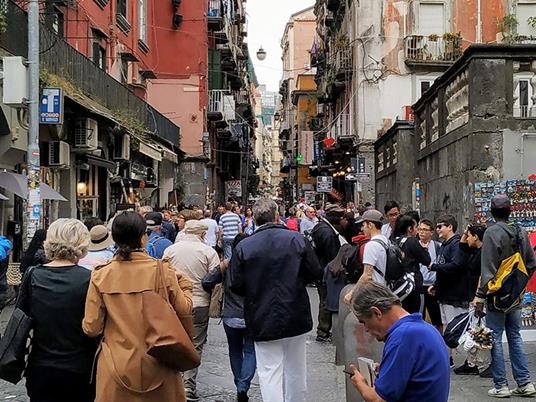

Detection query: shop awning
(0, 171), (68, 201)
(86, 155), (117, 170)
(0, 193), (7, 200)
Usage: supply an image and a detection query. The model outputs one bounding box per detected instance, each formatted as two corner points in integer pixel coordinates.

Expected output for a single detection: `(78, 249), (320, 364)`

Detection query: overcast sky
(246, 0), (315, 92)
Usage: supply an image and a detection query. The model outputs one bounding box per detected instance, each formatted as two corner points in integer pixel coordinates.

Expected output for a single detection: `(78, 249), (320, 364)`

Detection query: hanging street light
(256, 46), (267, 61)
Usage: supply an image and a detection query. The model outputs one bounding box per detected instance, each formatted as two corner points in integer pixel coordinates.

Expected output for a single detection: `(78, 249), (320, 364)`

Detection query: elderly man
(349, 281), (450, 402)
(300, 206), (318, 235)
(230, 198), (322, 402)
(163, 220), (224, 402)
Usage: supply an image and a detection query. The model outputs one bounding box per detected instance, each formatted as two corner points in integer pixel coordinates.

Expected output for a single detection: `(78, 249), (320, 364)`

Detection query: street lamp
(256, 46), (267, 61)
(273, 111), (280, 122)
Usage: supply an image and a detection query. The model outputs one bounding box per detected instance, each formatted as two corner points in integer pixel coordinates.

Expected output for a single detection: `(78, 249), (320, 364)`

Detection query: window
(92, 30), (106, 70)
(120, 59), (129, 84)
(517, 2), (536, 36)
(420, 80), (431, 97)
(138, 0), (147, 44)
(514, 77), (533, 118)
(418, 2), (446, 36)
(117, 0), (127, 18)
(52, 7), (64, 37)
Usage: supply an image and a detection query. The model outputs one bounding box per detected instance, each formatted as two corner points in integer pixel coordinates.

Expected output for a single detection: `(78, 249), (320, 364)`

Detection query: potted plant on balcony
(442, 32), (462, 61)
(428, 33), (439, 41)
(496, 14), (519, 44)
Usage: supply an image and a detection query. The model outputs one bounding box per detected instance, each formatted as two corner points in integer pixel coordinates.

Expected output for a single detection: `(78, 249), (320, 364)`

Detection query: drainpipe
(476, 0), (482, 43)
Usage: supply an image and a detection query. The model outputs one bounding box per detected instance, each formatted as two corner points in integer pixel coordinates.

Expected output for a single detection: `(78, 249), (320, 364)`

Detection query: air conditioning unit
(73, 117), (98, 150)
(48, 141), (70, 168)
(113, 133), (131, 160)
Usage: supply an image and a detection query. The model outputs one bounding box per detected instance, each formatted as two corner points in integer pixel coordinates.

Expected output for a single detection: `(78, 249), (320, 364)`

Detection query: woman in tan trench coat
(82, 211), (193, 402)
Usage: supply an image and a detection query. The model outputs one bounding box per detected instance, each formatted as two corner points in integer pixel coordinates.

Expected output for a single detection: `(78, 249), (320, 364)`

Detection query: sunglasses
(436, 223), (447, 229)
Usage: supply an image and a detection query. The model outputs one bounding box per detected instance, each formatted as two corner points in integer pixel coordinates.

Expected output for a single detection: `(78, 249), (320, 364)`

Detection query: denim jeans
(487, 308), (532, 389)
(223, 238), (234, 261)
(223, 323), (256, 393)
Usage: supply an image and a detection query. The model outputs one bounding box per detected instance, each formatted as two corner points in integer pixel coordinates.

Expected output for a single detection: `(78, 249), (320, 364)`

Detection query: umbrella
(0, 193), (7, 200)
(0, 171), (68, 201)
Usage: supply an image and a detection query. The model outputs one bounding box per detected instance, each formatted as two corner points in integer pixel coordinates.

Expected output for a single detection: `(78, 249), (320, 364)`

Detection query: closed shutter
(208, 49), (224, 90)
(419, 3), (446, 36)
(517, 3), (536, 36)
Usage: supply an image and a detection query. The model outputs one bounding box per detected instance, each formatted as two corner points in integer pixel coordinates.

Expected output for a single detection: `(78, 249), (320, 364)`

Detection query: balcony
(208, 0), (224, 31)
(329, 113), (353, 140)
(208, 90), (235, 122)
(404, 34), (463, 67)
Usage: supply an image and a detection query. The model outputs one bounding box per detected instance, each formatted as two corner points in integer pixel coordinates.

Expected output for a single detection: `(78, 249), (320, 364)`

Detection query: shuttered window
(419, 3), (446, 36)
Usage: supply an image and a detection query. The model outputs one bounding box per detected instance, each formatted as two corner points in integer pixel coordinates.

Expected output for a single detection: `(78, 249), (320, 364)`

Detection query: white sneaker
(488, 386), (512, 398)
(512, 383), (536, 397)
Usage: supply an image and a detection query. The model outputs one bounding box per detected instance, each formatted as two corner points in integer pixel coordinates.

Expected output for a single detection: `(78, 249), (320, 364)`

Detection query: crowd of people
(0, 194), (534, 402)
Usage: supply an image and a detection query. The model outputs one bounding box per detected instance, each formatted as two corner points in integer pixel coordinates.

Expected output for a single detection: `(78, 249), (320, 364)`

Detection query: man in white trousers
(230, 198), (323, 402)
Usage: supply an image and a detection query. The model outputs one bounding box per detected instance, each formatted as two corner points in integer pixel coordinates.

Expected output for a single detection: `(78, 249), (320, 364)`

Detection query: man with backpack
(144, 212), (173, 259)
(311, 203), (348, 342)
(475, 195), (536, 398)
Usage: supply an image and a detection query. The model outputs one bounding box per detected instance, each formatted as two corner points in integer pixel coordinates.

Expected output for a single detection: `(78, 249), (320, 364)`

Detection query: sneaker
(454, 361), (479, 375)
(186, 389), (200, 402)
(237, 391), (249, 402)
(316, 334), (332, 343)
(511, 383), (536, 397)
(479, 366), (493, 379)
(488, 386), (512, 398)
(449, 356), (454, 368)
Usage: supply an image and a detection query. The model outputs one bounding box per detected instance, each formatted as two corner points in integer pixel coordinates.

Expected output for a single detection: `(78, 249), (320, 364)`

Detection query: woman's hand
(427, 286), (436, 296)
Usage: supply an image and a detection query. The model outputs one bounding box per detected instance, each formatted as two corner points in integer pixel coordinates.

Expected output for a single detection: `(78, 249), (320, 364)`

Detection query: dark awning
(85, 155), (117, 170)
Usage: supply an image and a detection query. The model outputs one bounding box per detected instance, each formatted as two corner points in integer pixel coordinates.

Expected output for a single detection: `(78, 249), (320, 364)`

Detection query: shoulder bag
(0, 266), (36, 384)
(143, 260), (200, 371)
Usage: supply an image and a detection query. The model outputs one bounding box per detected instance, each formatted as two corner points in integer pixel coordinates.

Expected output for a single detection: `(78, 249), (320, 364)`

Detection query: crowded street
(2, 0), (536, 401)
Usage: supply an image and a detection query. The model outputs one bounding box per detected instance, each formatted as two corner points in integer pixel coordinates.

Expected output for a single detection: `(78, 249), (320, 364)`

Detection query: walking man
(231, 198), (322, 402)
(219, 202), (243, 260)
(163, 220), (223, 401)
(475, 195), (536, 398)
(200, 210), (219, 248)
(144, 212), (173, 259)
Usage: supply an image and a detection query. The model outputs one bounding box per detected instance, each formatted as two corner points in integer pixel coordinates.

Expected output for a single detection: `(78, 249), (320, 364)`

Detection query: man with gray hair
(349, 281), (450, 402)
(231, 198), (322, 402)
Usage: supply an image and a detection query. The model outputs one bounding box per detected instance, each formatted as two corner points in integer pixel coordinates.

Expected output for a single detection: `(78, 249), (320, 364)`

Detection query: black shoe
(479, 366), (493, 378)
(454, 361), (479, 375)
(237, 391), (249, 402)
(316, 334), (332, 343)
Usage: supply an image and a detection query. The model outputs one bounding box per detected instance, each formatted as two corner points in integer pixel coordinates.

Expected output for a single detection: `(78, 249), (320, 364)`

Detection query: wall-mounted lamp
(256, 46), (267, 61)
(77, 181), (87, 195)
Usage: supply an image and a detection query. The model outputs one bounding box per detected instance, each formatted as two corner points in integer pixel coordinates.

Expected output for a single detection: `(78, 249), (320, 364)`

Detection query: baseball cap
(325, 203), (345, 214)
(145, 212), (163, 228)
(491, 194), (511, 209)
(184, 220), (209, 235)
(357, 209), (384, 224)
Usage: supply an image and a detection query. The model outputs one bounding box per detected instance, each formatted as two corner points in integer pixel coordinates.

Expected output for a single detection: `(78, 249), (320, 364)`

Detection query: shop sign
(225, 180), (242, 199)
(317, 176), (333, 193)
(40, 87), (63, 124)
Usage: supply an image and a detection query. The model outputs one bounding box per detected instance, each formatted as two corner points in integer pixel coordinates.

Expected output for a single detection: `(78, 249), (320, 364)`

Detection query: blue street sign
(40, 87), (63, 124)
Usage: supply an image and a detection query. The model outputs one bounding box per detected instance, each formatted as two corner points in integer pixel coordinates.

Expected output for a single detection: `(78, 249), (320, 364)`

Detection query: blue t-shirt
(375, 313), (450, 402)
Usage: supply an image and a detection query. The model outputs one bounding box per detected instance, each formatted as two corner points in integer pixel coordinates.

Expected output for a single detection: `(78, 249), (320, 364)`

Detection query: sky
(246, 0), (315, 92)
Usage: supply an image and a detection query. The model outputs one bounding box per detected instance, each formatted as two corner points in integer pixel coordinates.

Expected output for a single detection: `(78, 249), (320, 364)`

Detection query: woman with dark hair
(20, 229), (48, 274)
(393, 214), (431, 314)
(202, 233), (255, 402)
(83, 211), (193, 402)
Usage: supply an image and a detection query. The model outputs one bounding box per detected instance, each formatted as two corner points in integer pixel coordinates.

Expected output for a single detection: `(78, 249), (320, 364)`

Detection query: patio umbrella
(0, 171), (68, 201)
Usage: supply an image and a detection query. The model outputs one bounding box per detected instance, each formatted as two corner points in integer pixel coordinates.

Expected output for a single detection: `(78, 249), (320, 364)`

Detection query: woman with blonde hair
(83, 211), (193, 402)
(18, 218), (97, 402)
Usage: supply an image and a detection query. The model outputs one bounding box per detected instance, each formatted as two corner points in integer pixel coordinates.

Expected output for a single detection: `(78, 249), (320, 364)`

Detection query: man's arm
(350, 366), (386, 402)
(300, 237), (323, 283)
(229, 247), (246, 296)
(343, 264), (374, 305)
(477, 231), (501, 296)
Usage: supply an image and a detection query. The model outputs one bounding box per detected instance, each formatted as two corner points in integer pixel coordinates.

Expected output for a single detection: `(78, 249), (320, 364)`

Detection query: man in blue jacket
(0, 235), (13, 311)
(230, 198), (322, 402)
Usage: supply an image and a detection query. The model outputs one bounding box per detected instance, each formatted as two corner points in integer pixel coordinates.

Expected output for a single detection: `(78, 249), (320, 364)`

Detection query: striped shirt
(219, 212), (242, 240)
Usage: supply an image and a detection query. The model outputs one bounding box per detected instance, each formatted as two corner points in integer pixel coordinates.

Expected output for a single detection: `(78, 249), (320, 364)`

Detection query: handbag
(0, 266), (35, 384)
(209, 283), (224, 319)
(6, 263), (22, 287)
(143, 260), (200, 372)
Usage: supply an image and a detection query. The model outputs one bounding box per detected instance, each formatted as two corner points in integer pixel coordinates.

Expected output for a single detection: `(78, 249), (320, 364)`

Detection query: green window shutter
(209, 49), (223, 90)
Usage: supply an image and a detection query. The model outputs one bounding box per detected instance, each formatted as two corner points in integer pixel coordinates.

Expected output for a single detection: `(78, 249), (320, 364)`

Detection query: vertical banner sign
(27, 144), (41, 241)
(40, 87), (63, 124)
(298, 131), (314, 165)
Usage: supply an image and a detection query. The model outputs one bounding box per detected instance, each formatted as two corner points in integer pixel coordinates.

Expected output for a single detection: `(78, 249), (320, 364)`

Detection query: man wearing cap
(475, 194), (536, 398)
(311, 203), (349, 342)
(163, 220), (224, 402)
(78, 225), (115, 270)
(144, 212), (173, 259)
(343, 209), (388, 305)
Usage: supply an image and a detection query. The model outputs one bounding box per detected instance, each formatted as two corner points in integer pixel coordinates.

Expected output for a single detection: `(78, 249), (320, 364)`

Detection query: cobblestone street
(0, 288), (534, 401)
